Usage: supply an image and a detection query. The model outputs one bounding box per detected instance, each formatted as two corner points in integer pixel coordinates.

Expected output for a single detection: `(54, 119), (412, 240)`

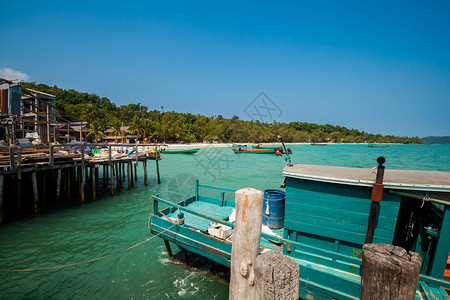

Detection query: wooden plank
(284, 219), (394, 246)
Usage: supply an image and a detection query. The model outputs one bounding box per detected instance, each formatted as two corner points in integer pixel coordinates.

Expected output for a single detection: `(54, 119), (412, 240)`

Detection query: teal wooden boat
(161, 147), (200, 154)
(150, 161), (450, 299)
(252, 143), (282, 149)
(232, 144), (276, 154)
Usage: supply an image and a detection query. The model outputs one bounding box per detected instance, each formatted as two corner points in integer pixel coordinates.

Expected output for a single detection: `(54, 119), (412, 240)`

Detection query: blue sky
(1, 1), (449, 137)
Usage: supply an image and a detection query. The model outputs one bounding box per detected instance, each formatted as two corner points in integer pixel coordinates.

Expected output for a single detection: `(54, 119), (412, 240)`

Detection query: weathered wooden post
(103, 164), (106, 187)
(16, 175), (21, 211)
(110, 163), (114, 195)
(360, 244), (421, 300)
(229, 188), (263, 300)
(156, 148), (161, 184)
(143, 159), (148, 186)
(115, 163), (120, 188)
(91, 166), (96, 200)
(127, 161), (131, 190)
(130, 161), (134, 187)
(81, 144), (86, 202)
(95, 166), (99, 191)
(254, 250), (299, 300)
(56, 168), (62, 202)
(41, 171), (47, 204)
(81, 166), (86, 202)
(0, 175), (4, 224)
(31, 171), (39, 213)
(66, 168), (71, 199)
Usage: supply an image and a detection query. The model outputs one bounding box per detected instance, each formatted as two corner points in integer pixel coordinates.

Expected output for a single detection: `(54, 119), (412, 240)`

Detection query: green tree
(86, 120), (105, 142)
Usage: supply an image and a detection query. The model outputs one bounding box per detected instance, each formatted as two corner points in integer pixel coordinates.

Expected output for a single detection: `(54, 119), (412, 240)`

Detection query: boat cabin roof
(282, 164), (450, 193)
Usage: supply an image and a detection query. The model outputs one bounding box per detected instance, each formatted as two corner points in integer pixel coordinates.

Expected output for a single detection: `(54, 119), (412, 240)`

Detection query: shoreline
(162, 142), (410, 148)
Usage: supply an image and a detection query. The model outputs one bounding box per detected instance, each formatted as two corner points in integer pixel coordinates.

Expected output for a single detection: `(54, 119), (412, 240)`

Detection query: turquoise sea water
(0, 144), (449, 299)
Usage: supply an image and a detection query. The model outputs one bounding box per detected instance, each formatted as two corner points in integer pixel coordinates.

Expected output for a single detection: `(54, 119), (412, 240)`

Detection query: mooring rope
(0, 224), (176, 272)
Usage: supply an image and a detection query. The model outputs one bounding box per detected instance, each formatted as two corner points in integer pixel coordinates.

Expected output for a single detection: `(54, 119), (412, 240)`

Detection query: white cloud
(0, 67), (30, 81)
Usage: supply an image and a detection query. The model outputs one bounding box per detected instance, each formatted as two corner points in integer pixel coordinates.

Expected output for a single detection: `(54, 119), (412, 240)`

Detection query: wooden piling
(56, 169), (62, 202)
(42, 171), (47, 204)
(91, 166), (96, 200)
(360, 243), (421, 300)
(164, 239), (174, 260)
(127, 161), (131, 190)
(229, 188), (263, 300)
(0, 175), (4, 224)
(134, 162), (137, 182)
(66, 168), (71, 199)
(81, 166), (86, 202)
(130, 162), (134, 187)
(183, 248), (189, 265)
(95, 166), (99, 191)
(77, 166), (81, 194)
(156, 150), (161, 184)
(143, 159), (148, 186)
(254, 250), (299, 300)
(31, 171), (39, 213)
(110, 164), (114, 195)
(16, 176), (21, 211)
(103, 165), (106, 187)
(115, 163), (120, 188)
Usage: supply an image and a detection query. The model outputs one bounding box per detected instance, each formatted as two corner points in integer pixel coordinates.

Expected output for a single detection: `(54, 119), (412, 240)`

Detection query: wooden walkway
(0, 143), (164, 224)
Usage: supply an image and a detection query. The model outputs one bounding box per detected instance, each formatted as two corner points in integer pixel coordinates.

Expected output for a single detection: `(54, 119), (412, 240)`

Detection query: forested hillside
(422, 136), (450, 144)
(20, 82), (423, 144)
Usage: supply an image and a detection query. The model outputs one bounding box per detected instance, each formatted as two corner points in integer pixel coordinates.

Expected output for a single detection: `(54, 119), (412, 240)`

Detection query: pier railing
(0, 143), (165, 174)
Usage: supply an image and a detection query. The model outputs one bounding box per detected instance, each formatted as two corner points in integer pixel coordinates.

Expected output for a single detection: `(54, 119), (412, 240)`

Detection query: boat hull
(161, 148), (200, 154)
(232, 149), (275, 154)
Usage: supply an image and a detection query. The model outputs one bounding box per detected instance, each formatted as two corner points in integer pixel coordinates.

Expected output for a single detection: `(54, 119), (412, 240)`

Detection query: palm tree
(86, 120), (105, 142)
(129, 116), (143, 141)
(110, 118), (122, 136)
(142, 118), (154, 140)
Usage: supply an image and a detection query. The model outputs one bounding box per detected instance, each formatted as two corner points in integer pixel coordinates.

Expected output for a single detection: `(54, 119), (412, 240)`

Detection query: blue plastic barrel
(262, 189), (285, 229)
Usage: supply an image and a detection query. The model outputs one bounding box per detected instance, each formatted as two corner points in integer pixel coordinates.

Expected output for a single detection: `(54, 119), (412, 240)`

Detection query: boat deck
(150, 183), (450, 300)
(167, 201), (234, 230)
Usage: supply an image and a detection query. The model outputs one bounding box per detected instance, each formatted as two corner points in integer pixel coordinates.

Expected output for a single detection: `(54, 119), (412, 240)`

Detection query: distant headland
(422, 136), (450, 144)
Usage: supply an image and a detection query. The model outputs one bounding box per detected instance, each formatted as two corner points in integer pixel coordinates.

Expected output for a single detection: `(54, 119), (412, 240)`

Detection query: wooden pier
(0, 143), (163, 224)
